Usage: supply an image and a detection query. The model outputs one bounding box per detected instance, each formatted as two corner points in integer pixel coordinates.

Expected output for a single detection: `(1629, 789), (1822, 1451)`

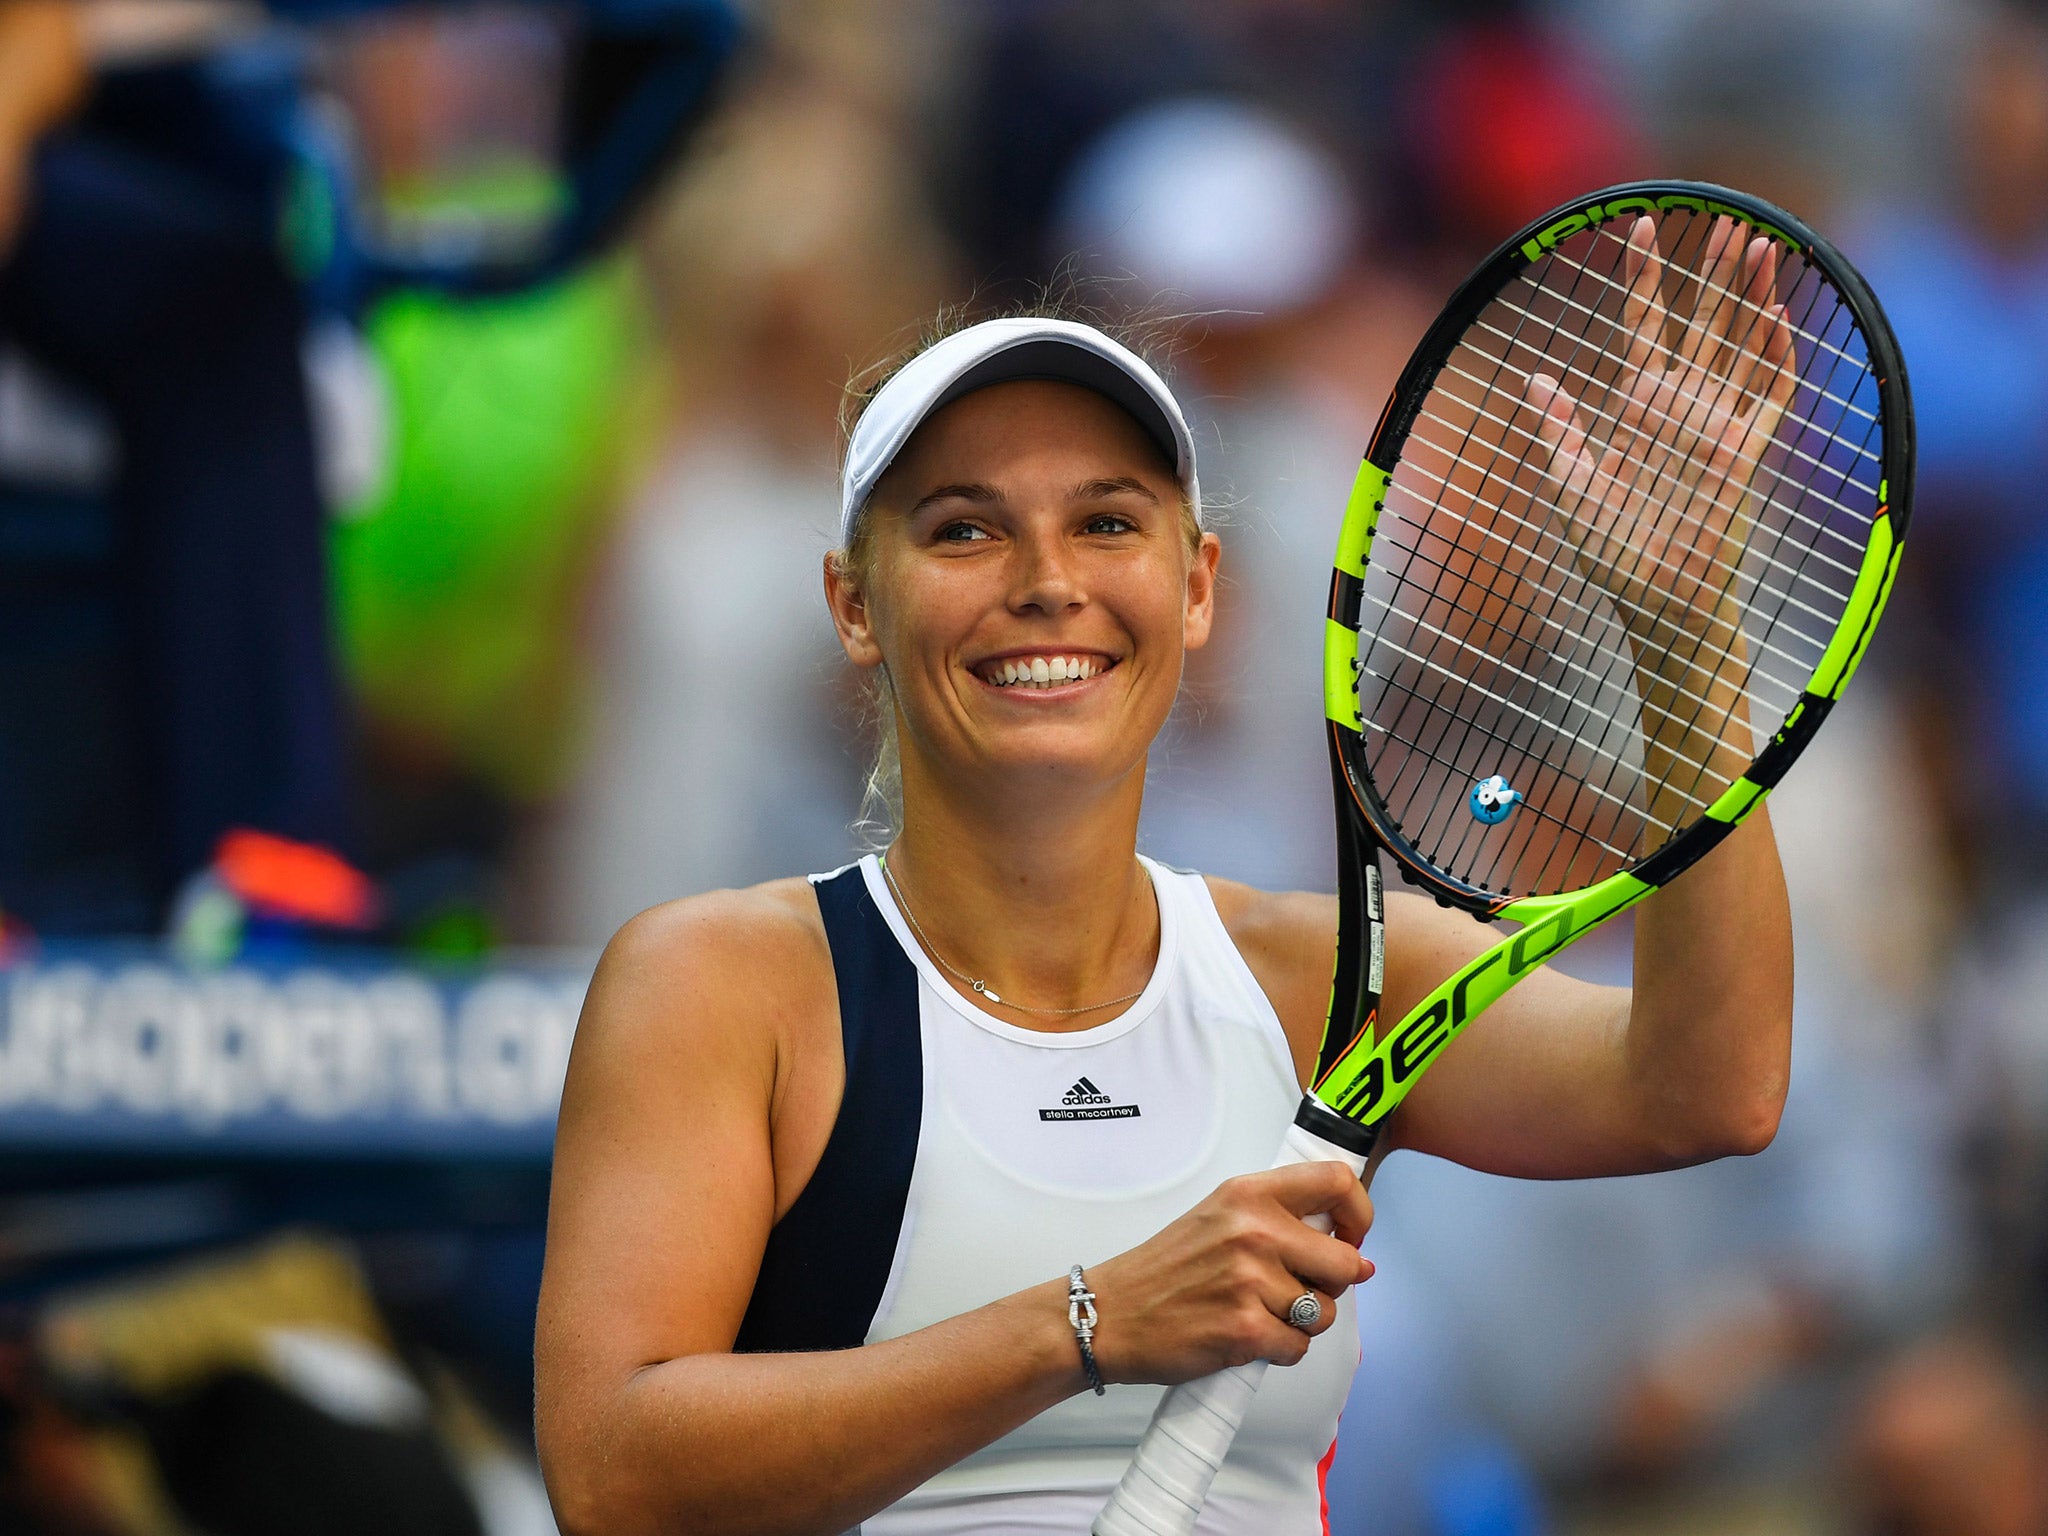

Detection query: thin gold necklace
(879, 856), (1148, 1018)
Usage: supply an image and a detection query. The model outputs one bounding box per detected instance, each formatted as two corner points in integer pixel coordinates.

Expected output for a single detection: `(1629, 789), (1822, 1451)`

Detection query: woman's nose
(1007, 531), (1082, 614)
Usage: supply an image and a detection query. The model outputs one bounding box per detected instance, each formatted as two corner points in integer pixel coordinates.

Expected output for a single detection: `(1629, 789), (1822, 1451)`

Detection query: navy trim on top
(734, 863), (922, 1353)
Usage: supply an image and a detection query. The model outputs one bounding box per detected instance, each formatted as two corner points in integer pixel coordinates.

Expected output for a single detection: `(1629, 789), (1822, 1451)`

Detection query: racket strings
(1403, 216), (1823, 807)
(1485, 244), (1885, 552)
(1376, 226), (1635, 888)
(1394, 229), (1866, 892)
(1387, 219), (1705, 889)
(1468, 305), (1882, 502)
(1404, 403), (1861, 607)
(1397, 315), (1865, 739)
(1533, 225), (1883, 416)
(1357, 208), (1885, 896)
(1364, 714), (1657, 865)
(1579, 246), (1887, 843)
(1355, 488), (1830, 720)
(1489, 265), (1884, 446)
(1390, 433), (1852, 669)
(1363, 650), (1659, 879)
(1371, 199), (1594, 847)
(1430, 233), (1835, 892)
(1357, 634), (1689, 829)
(1421, 355), (1876, 570)
(1355, 585), (1802, 778)
(1646, 360), (1887, 840)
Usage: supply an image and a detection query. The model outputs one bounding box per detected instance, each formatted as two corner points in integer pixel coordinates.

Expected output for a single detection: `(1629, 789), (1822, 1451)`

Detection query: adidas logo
(1040, 1076), (1142, 1122)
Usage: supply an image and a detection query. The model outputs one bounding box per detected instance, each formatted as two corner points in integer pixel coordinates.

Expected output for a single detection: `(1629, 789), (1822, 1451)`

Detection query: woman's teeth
(984, 655), (1102, 688)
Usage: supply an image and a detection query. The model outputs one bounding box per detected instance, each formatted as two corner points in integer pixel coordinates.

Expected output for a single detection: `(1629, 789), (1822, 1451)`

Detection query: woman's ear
(1182, 530), (1222, 651)
(824, 550), (885, 669)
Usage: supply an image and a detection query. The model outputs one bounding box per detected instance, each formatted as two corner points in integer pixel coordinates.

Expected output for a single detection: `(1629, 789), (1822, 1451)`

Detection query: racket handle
(1093, 1113), (1370, 1536)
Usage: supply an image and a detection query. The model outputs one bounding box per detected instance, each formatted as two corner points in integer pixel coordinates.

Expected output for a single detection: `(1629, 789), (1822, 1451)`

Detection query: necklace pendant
(973, 980), (1002, 1003)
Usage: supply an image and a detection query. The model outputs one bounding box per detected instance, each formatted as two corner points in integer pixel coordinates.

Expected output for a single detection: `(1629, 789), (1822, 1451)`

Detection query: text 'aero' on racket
(1096, 180), (1913, 1536)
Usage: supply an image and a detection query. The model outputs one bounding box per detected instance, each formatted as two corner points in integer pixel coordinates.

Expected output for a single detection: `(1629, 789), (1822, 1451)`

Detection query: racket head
(1327, 180), (1911, 914)
(1310, 180), (1916, 1097)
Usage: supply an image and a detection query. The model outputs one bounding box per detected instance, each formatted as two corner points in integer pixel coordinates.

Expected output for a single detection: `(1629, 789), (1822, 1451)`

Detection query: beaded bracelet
(1068, 1265), (1104, 1396)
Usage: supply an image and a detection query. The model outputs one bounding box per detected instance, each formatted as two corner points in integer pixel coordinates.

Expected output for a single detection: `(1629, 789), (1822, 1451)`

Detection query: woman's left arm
(1222, 805), (1792, 1181)
(1374, 806), (1791, 1179)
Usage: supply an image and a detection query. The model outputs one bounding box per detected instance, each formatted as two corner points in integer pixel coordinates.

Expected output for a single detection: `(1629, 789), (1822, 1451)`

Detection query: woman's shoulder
(1199, 875), (1338, 970)
(603, 876), (830, 976)
(573, 877), (838, 1084)
(1196, 876), (1446, 1074)
(1199, 876), (1336, 1035)
(1202, 875), (1450, 960)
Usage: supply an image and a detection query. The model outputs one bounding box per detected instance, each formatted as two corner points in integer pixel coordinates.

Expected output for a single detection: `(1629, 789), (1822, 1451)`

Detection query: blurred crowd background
(0, 0), (2045, 1533)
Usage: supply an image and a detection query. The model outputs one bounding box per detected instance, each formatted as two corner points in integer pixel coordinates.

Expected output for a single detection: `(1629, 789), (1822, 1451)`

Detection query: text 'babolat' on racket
(1096, 180), (1913, 1536)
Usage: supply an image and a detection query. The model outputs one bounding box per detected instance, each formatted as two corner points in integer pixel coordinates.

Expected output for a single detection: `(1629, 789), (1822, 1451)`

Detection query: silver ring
(1287, 1291), (1324, 1331)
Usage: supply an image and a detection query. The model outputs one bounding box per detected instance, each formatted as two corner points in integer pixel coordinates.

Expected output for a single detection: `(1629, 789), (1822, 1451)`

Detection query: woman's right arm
(535, 886), (1374, 1536)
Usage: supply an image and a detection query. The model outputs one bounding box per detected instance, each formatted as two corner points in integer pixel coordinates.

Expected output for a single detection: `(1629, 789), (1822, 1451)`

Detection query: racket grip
(1093, 1114), (1370, 1536)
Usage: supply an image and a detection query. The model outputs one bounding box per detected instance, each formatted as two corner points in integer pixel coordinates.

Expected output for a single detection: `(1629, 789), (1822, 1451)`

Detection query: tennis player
(534, 314), (1793, 1536)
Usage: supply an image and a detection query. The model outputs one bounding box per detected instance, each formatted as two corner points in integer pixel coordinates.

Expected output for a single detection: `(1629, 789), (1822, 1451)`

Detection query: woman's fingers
(1276, 1224), (1375, 1298)
(1672, 217), (1728, 374)
(1525, 372), (1572, 454)
(1525, 372), (1593, 509)
(1620, 215), (1668, 375)
(1719, 236), (1781, 404)
(1757, 302), (1798, 419)
(1084, 1161), (1380, 1384)
(1262, 1285), (1339, 1367)
(1691, 217), (1746, 374)
(1263, 1159), (1376, 1244)
(1267, 1283), (1335, 1333)
(1243, 1161), (1375, 1292)
(1654, 225), (1792, 503)
(1719, 300), (1797, 467)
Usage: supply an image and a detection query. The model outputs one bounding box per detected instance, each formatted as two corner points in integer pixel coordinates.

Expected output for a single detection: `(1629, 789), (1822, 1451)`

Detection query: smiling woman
(832, 312), (1207, 843)
(532, 303), (1795, 1536)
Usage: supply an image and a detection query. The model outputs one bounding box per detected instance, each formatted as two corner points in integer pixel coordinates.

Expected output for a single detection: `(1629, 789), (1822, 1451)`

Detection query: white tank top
(855, 853), (1358, 1536)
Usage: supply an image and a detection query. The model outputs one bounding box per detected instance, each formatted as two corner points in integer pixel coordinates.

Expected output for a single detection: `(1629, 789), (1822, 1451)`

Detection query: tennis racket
(1095, 179), (1913, 1536)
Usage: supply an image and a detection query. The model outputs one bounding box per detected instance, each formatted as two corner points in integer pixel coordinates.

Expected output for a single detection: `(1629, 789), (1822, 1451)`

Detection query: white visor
(838, 317), (1200, 543)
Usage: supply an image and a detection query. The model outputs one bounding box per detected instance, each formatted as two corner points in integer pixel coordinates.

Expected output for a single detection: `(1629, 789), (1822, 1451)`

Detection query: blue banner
(0, 947), (592, 1157)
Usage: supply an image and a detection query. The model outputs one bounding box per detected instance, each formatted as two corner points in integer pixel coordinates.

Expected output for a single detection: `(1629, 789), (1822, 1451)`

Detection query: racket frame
(1307, 179), (1913, 1139)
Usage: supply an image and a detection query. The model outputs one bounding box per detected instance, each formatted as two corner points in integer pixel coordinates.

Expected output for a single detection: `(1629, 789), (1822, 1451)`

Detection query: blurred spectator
(0, 0), (350, 926)
(331, 262), (655, 949)
(1553, 0), (1950, 227)
(0, 3), (88, 253)
(1846, 1332), (2048, 1536)
(0, 0), (736, 940)
(543, 53), (955, 940)
(1394, 16), (1646, 264)
(1850, 6), (2048, 899)
(941, 0), (1391, 292)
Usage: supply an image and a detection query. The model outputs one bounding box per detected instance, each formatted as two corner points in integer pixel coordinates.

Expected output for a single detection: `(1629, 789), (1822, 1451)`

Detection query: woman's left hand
(1523, 214), (1798, 641)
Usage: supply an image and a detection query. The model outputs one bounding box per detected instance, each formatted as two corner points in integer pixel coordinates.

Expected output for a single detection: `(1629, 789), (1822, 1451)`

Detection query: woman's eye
(1084, 514), (1138, 535)
(936, 522), (992, 543)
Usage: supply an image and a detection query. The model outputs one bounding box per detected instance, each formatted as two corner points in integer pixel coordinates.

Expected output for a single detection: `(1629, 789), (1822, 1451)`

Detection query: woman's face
(828, 379), (1219, 803)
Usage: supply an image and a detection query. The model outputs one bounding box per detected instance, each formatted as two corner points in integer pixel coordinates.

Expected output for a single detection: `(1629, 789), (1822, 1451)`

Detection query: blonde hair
(831, 296), (1203, 846)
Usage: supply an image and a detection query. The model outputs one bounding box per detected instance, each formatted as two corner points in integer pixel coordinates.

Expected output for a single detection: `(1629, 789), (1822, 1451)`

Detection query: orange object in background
(212, 830), (381, 930)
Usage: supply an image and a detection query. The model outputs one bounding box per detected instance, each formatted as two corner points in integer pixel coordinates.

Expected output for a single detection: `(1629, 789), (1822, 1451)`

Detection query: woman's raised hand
(1523, 214), (1798, 642)
(1080, 1161), (1374, 1385)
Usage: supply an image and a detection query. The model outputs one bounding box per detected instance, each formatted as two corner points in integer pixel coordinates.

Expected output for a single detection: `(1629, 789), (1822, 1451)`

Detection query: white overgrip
(1093, 1114), (1369, 1536)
